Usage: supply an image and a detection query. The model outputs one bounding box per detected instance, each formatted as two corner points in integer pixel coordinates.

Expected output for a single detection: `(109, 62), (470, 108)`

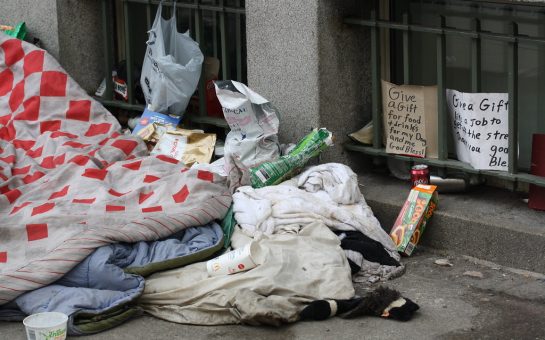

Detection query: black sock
(299, 300), (334, 321)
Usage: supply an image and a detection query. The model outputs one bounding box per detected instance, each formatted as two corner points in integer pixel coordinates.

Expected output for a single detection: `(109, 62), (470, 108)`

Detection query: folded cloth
(140, 222), (354, 326)
(233, 184), (388, 240)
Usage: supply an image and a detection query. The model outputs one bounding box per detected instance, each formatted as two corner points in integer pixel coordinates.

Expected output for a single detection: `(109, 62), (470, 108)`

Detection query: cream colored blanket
(140, 222), (354, 325)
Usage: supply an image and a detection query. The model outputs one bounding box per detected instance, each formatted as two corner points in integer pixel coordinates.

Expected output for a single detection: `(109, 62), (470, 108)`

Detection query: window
(98, 0), (246, 130)
(345, 0), (545, 189)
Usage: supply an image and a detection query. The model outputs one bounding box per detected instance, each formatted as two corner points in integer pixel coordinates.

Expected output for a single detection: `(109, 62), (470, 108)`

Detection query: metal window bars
(344, 0), (545, 189)
(98, 0), (246, 129)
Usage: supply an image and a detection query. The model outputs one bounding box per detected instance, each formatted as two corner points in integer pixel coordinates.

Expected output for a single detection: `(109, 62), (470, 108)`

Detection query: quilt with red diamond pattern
(0, 34), (231, 304)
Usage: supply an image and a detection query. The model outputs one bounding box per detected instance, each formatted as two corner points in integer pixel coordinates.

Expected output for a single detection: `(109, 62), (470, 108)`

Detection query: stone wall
(0, 0), (103, 93)
(56, 0), (104, 94)
(246, 0), (321, 143)
(246, 0), (371, 169)
(0, 0), (60, 56)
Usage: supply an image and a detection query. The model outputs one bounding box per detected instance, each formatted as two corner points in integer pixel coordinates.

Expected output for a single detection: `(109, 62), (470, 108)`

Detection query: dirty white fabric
(297, 163), (362, 205)
(232, 183), (386, 238)
(140, 222), (354, 325)
(232, 163), (401, 282)
(233, 165), (398, 256)
(352, 257), (406, 284)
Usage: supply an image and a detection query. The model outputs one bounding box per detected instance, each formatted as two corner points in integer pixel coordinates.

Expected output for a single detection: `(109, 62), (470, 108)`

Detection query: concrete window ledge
(358, 172), (545, 274)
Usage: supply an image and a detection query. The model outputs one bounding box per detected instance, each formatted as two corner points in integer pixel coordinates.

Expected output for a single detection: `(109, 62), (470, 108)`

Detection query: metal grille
(344, 0), (545, 189)
(98, 0), (246, 129)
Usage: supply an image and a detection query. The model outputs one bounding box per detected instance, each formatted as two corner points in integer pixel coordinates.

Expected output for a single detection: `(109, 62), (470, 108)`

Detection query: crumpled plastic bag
(140, 2), (204, 116)
(215, 81), (280, 173)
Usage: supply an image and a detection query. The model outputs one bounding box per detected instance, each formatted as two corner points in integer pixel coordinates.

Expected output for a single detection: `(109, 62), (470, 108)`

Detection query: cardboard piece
(349, 121), (373, 145)
(529, 133), (545, 211)
(446, 89), (509, 171)
(382, 80), (438, 158)
(390, 184), (438, 256)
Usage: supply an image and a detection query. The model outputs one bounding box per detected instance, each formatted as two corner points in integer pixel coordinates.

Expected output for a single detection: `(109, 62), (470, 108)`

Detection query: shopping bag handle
(146, 0), (177, 43)
(147, 0), (164, 32)
(156, 0), (177, 20)
(170, 0), (178, 25)
(145, 1), (163, 44)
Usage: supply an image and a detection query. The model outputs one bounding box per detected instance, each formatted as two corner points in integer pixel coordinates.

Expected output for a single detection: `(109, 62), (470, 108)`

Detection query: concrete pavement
(359, 172), (545, 274)
(3, 248), (545, 339)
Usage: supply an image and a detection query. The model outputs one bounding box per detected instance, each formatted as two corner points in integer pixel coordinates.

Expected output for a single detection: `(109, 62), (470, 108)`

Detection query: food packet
(250, 128), (333, 188)
(136, 123), (174, 151)
(131, 107), (182, 135)
(151, 129), (216, 166)
(390, 184), (438, 256)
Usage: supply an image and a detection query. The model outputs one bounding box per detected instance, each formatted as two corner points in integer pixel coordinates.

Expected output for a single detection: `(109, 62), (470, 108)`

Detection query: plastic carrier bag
(141, 1), (204, 116)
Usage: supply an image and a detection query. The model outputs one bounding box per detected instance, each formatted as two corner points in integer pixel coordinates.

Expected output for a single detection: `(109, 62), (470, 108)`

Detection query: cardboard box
(390, 184), (438, 256)
(132, 108), (181, 135)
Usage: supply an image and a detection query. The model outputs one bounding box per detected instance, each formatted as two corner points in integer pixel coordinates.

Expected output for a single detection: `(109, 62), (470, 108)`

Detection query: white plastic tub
(23, 312), (68, 340)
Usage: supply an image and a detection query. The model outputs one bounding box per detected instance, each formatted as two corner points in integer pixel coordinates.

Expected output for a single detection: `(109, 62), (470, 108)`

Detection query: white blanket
(297, 163), (363, 205)
(232, 163), (401, 281)
(233, 164), (398, 255)
(140, 222), (354, 325)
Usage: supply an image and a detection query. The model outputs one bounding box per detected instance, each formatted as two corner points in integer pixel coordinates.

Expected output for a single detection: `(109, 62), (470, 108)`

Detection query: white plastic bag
(141, 1), (204, 116)
(214, 80), (281, 172)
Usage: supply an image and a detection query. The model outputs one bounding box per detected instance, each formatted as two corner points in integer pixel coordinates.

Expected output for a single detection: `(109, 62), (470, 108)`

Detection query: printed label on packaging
(390, 184), (438, 256)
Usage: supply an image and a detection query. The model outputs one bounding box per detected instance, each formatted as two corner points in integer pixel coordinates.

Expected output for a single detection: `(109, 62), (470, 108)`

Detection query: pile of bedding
(0, 223), (225, 334)
(233, 163), (403, 282)
(0, 33), (417, 335)
(141, 221), (355, 326)
(0, 33), (231, 333)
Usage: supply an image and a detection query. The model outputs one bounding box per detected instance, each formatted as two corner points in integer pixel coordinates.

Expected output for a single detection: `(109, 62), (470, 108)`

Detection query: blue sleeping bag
(0, 222), (224, 335)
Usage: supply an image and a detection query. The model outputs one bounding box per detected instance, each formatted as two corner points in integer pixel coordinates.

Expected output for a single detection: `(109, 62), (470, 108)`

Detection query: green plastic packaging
(250, 128), (333, 188)
(1, 22), (27, 40)
(220, 205), (236, 249)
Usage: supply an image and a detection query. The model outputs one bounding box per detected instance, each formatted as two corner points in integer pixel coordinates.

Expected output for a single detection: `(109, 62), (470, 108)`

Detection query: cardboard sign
(382, 81), (438, 158)
(446, 90), (509, 170)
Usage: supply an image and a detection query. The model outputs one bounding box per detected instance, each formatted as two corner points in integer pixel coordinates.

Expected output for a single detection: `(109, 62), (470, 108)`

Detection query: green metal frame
(344, 1), (545, 189)
(97, 0), (246, 129)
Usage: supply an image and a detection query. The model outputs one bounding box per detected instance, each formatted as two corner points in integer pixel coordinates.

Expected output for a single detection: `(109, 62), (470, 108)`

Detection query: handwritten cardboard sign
(446, 89), (509, 171)
(382, 81), (438, 158)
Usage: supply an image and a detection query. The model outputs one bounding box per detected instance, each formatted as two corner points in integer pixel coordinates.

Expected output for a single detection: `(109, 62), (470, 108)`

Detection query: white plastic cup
(23, 312), (68, 340)
(206, 242), (259, 276)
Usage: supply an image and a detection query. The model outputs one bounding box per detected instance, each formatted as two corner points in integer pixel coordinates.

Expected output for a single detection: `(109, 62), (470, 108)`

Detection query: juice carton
(390, 184), (438, 256)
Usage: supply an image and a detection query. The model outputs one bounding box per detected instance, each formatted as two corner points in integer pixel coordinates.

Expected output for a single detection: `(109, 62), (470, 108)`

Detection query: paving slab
(2, 248), (545, 339)
(358, 172), (545, 274)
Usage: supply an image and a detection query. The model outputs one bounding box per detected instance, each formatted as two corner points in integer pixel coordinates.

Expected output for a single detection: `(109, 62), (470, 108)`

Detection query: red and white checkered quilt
(0, 34), (231, 304)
